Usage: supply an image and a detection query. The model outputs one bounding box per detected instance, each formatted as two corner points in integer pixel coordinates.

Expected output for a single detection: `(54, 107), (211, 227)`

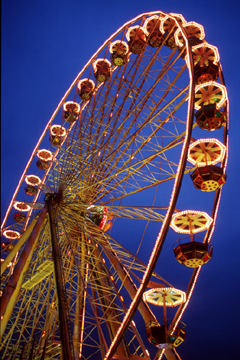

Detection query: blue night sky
(1, 1), (240, 359)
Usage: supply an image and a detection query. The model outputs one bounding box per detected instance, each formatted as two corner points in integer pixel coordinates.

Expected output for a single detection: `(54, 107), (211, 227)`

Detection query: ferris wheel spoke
(57, 223), (110, 356)
(94, 170), (182, 205)
(47, 88), (189, 199)
(81, 221), (172, 290)
(57, 211), (145, 346)
(100, 205), (167, 221)
(62, 95), (184, 187)
(86, 232), (158, 328)
(60, 202), (167, 223)
(75, 242), (137, 356)
(58, 206), (173, 290)
(85, 131), (187, 203)
(93, 160), (193, 206)
(76, 57), (145, 167)
(95, 90), (188, 179)
(50, 53), (189, 194)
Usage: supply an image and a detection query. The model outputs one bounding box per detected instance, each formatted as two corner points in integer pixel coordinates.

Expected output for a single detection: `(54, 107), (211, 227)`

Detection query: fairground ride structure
(1, 11), (228, 360)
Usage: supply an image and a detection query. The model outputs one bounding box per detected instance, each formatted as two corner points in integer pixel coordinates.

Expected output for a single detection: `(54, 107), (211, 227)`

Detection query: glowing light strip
(104, 12), (195, 360)
(13, 202), (31, 212)
(58, 213), (110, 354)
(171, 266), (201, 334)
(63, 101), (80, 113)
(25, 175), (41, 186)
(109, 40), (129, 54)
(169, 113), (229, 339)
(77, 78), (95, 90)
(169, 13), (186, 23)
(185, 43), (220, 70)
(37, 149), (53, 161)
(79, 262), (88, 359)
(175, 21), (205, 48)
(160, 13), (186, 34)
(187, 138), (226, 166)
(171, 210), (213, 234)
(195, 81), (228, 110)
(3, 230), (20, 239)
(92, 58), (112, 71)
(143, 287), (186, 307)
(143, 15), (161, 34)
(125, 26), (148, 41)
(50, 125), (66, 137)
(167, 23), (229, 349)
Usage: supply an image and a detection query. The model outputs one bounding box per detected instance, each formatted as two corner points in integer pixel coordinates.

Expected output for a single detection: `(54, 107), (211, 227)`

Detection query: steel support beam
(47, 199), (75, 360)
(0, 207), (47, 338)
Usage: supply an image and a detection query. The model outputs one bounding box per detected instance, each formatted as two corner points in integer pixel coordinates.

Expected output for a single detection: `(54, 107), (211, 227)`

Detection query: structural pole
(0, 207), (47, 338)
(47, 198), (75, 360)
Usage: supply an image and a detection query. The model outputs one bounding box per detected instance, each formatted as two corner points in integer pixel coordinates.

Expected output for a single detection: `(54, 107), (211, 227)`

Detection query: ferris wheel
(0, 11), (228, 360)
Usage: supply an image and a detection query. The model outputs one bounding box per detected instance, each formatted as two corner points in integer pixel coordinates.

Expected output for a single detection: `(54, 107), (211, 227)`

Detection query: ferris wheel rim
(1, 10), (229, 360)
(103, 15), (197, 359)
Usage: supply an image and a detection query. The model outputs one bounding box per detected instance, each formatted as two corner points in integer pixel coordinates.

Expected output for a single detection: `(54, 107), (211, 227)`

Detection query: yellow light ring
(143, 287), (186, 307)
(13, 202), (31, 212)
(169, 13), (186, 23)
(92, 58), (112, 71)
(77, 78), (95, 89)
(109, 40), (129, 54)
(171, 210), (213, 234)
(37, 149), (53, 161)
(3, 230), (20, 239)
(160, 13), (186, 34)
(195, 81), (228, 110)
(63, 101), (80, 114)
(143, 15), (162, 34)
(50, 125), (66, 137)
(188, 138), (226, 166)
(25, 175), (41, 186)
(125, 26), (148, 41)
(185, 43), (220, 69)
(175, 21), (205, 48)
(192, 43), (220, 66)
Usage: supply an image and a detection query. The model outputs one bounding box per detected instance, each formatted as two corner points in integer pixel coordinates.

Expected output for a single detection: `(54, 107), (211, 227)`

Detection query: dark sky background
(1, 1), (240, 359)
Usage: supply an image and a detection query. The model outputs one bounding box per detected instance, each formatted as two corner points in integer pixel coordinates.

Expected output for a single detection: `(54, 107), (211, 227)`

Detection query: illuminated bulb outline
(143, 287), (186, 307)
(185, 43), (220, 69)
(77, 78), (95, 91)
(37, 149), (53, 161)
(171, 210), (213, 234)
(175, 21), (205, 48)
(109, 40), (129, 54)
(195, 81), (227, 110)
(92, 58), (112, 71)
(50, 125), (66, 137)
(3, 230), (20, 239)
(188, 138), (226, 166)
(107, 11), (196, 359)
(143, 15), (162, 34)
(25, 175), (41, 186)
(125, 26), (148, 41)
(169, 13), (186, 23)
(13, 202), (31, 212)
(192, 43), (220, 65)
(160, 13), (186, 34)
(63, 101), (80, 114)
